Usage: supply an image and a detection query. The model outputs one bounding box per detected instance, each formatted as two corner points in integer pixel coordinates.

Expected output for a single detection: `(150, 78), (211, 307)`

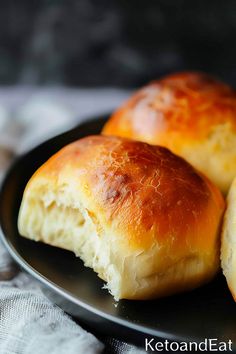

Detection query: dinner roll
(221, 177), (236, 300)
(18, 135), (225, 300)
(102, 72), (236, 194)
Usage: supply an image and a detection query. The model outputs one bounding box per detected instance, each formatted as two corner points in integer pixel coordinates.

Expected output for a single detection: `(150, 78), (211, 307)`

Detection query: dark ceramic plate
(1, 116), (236, 350)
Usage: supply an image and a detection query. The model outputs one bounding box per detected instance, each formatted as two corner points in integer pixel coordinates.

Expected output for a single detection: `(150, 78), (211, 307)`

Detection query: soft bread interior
(18, 187), (124, 300)
(221, 179), (236, 300)
(18, 180), (219, 301)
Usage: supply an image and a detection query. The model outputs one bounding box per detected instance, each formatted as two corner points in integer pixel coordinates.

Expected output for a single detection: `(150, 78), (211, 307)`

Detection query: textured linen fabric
(0, 87), (146, 354)
(0, 283), (103, 354)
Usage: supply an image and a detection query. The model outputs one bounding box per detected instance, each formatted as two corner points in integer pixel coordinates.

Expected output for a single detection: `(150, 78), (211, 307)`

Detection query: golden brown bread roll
(102, 72), (236, 194)
(18, 135), (225, 300)
(221, 177), (236, 300)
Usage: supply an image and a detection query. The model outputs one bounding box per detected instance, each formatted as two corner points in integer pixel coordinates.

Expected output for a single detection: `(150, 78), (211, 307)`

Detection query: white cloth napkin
(0, 87), (146, 354)
(0, 282), (103, 354)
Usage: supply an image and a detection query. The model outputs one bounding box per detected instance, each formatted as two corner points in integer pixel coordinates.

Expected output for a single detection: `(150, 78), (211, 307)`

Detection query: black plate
(1, 115), (236, 350)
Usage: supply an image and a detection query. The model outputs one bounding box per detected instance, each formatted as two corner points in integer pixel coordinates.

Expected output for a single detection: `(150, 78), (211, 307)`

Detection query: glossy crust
(18, 135), (225, 300)
(102, 72), (236, 194)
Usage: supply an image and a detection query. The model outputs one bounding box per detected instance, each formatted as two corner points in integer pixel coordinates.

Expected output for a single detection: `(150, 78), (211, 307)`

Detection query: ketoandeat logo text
(145, 338), (233, 352)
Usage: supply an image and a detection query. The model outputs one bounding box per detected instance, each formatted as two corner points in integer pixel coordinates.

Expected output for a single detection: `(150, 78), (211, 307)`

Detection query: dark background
(0, 0), (236, 87)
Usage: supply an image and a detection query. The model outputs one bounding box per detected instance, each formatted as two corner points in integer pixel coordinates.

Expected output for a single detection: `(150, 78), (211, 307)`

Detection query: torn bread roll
(102, 72), (236, 194)
(221, 177), (236, 300)
(18, 135), (225, 300)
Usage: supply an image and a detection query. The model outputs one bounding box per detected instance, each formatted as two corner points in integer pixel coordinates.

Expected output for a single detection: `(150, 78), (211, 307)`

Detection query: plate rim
(0, 116), (231, 346)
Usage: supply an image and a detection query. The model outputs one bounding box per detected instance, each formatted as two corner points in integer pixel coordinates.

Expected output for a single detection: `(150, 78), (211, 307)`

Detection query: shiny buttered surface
(18, 135), (225, 300)
(102, 72), (236, 194)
